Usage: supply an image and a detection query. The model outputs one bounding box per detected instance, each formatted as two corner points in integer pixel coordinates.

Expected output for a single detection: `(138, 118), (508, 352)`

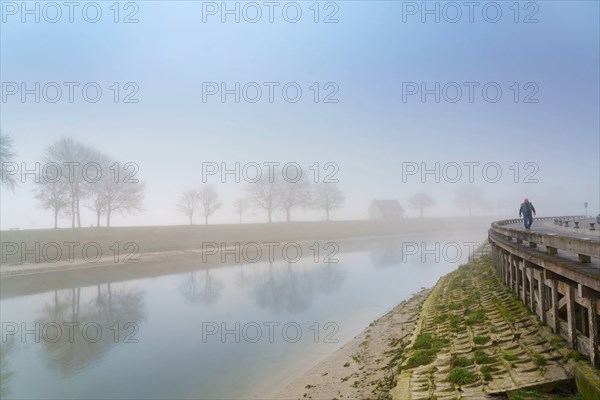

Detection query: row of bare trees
(407, 188), (488, 217)
(36, 137), (145, 228)
(177, 186), (223, 225)
(2, 132), (497, 228)
(177, 174), (346, 225)
(1, 133), (145, 228)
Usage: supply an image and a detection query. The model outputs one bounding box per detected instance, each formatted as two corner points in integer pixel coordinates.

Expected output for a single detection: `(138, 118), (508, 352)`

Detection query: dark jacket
(519, 202), (536, 216)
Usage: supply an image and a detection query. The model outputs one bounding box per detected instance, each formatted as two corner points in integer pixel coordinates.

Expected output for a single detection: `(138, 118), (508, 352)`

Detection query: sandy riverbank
(275, 288), (431, 400)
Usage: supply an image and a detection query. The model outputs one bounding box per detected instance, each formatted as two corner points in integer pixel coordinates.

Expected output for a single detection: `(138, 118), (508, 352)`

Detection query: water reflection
(369, 248), (402, 267)
(249, 260), (346, 314)
(1, 231), (484, 399)
(179, 269), (224, 306)
(0, 336), (15, 398)
(235, 264), (252, 289)
(368, 236), (467, 269)
(36, 284), (146, 377)
(313, 261), (347, 294)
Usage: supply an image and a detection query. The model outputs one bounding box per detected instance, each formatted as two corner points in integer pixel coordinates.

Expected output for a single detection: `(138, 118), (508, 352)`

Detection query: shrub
(473, 335), (490, 345)
(452, 355), (474, 368)
(448, 367), (478, 385)
(533, 354), (547, 367)
(480, 365), (498, 381)
(406, 349), (437, 368)
(474, 350), (495, 364)
(465, 309), (486, 325)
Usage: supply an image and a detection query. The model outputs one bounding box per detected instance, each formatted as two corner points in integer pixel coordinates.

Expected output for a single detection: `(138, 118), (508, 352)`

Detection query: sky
(1, 0), (599, 228)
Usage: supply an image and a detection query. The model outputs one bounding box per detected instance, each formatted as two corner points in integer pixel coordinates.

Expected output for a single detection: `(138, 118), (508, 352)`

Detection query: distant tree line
(177, 167), (346, 224)
(1, 132), (497, 228)
(404, 189), (486, 217)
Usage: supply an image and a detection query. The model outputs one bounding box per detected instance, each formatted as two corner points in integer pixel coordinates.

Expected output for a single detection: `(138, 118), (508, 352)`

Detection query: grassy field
(1, 217), (494, 264)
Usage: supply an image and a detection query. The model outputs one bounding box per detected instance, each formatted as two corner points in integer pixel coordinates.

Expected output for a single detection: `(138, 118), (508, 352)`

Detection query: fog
(0, 143), (598, 229)
(0, 2), (599, 399)
(1, 2), (598, 229)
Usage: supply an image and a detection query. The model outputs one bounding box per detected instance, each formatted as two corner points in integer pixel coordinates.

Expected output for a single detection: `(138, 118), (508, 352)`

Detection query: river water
(0, 230), (486, 399)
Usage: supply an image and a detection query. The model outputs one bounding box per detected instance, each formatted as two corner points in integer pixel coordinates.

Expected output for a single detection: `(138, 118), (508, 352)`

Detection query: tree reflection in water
(179, 269), (224, 306)
(250, 260), (347, 314)
(369, 241), (439, 269)
(369, 248), (402, 268)
(313, 261), (347, 295)
(235, 263), (252, 290)
(36, 284), (146, 378)
(0, 335), (15, 398)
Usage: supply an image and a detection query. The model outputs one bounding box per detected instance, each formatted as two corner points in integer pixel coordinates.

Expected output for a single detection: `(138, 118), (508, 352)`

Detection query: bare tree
(177, 190), (200, 225)
(34, 179), (70, 228)
(0, 132), (17, 191)
(312, 183), (345, 221)
(275, 172), (311, 222)
(409, 193), (435, 217)
(86, 192), (107, 227)
(103, 178), (145, 227)
(454, 186), (484, 217)
(247, 176), (278, 223)
(233, 198), (249, 224)
(43, 138), (93, 228)
(197, 185), (222, 225)
(82, 157), (145, 227)
(84, 151), (111, 227)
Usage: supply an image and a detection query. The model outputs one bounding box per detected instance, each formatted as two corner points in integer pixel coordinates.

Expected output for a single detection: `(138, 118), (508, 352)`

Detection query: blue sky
(1, 1), (599, 228)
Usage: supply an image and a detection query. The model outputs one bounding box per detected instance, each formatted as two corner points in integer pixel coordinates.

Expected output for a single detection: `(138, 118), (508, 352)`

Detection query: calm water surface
(0, 231), (485, 399)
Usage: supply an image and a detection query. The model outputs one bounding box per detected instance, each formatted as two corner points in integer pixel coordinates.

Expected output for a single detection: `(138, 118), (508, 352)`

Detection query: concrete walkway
(505, 218), (600, 240)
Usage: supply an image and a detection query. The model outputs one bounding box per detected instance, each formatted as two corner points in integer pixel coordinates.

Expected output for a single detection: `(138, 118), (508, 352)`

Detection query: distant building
(369, 200), (404, 220)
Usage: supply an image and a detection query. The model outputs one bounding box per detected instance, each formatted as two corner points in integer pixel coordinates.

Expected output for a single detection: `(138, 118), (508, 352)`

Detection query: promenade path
(500, 217), (600, 278)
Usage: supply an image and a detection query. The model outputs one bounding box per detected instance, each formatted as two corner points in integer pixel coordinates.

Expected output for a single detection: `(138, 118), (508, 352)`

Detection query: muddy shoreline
(275, 288), (431, 400)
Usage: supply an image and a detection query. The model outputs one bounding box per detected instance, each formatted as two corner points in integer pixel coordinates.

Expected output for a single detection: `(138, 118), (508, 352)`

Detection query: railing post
(538, 270), (546, 323)
(550, 275), (559, 333)
(508, 254), (514, 291)
(566, 285), (577, 349)
(527, 263), (535, 311)
(499, 250), (504, 284)
(504, 251), (509, 286)
(521, 260), (526, 303)
(588, 297), (599, 368)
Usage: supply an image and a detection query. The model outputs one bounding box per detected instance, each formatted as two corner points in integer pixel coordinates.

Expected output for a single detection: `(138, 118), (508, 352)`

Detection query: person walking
(519, 198), (536, 230)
